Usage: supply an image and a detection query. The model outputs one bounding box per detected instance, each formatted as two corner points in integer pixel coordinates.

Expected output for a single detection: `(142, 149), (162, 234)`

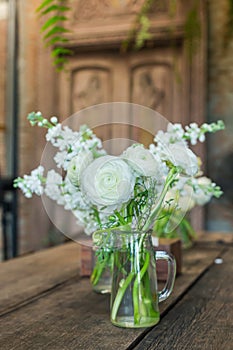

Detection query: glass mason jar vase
(110, 230), (176, 328)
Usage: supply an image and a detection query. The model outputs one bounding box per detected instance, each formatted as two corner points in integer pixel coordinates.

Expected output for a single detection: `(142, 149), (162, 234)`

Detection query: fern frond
(121, 0), (156, 51)
(123, 0), (201, 62)
(41, 16), (68, 31)
(41, 4), (70, 15)
(51, 47), (73, 57)
(36, 0), (55, 12)
(46, 36), (69, 46)
(37, 0), (73, 71)
(43, 26), (70, 40)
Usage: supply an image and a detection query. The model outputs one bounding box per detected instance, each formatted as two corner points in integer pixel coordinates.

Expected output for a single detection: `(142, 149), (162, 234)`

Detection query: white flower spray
(14, 112), (224, 235)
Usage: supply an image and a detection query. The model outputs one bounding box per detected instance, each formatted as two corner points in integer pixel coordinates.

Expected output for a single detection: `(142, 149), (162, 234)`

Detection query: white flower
(185, 123), (201, 145)
(14, 166), (45, 197)
(44, 170), (64, 204)
(167, 123), (185, 139)
(121, 144), (161, 178)
(154, 123), (187, 148)
(67, 151), (93, 187)
(154, 130), (172, 146)
(46, 124), (62, 143)
(192, 176), (213, 205)
(54, 151), (68, 169)
(45, 124), (80, 151)
(50, 116), (58, 124)
(163, 144), (198, 176)
(15, 116), (224, 237)
(81, 155), (135, 208)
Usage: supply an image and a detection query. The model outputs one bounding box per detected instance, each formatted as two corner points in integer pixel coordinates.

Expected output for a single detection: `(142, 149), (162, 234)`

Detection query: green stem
(111, 271), (135, 321)
(143, 167), (179, 232)
(90, 249), (112, 286)
(114, 211), (128, 226)
(91, 259), (106, 286)
(181, 217), (196, 238)
(133, 250), (150, 324)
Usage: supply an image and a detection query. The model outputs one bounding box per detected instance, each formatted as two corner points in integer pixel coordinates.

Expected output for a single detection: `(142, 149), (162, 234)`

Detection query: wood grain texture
(0, 278), (143, 350)
(159, 242), (227, 314)
(132, 248), (233, 350)
(197, 231), (233, 244)
(0, 240), (227, 350)
(0, 242), (80, 315)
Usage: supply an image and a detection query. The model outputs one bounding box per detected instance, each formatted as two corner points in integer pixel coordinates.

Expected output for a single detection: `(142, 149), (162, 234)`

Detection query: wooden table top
(0, 232), (233, 350)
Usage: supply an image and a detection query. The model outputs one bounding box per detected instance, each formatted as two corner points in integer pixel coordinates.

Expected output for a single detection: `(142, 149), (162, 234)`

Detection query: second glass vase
(91, 247), (112, 294)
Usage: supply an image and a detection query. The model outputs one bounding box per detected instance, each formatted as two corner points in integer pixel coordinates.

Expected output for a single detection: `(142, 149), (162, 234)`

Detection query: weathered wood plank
(159, 243), (227, 314)
(0, 232), (230, 315)
(0, 242), (80, 315)
(0, 242), (226, 350)
(197, 231), (233, 244)
(132, 247), (233, 350)
(0, 277), (143, 350)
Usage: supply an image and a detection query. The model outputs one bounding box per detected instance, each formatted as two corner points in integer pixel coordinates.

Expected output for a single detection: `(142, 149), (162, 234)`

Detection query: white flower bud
(67, 151), (93, 187)
(50, 116), (58, 124)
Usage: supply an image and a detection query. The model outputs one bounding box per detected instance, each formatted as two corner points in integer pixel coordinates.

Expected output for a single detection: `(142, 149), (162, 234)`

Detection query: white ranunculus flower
(67, 151), (93, 187)
(164, 144), (198, 176)
(121, 144), (161, 178)
(193, 176), (212, 205)
(81, 155), (135, 208)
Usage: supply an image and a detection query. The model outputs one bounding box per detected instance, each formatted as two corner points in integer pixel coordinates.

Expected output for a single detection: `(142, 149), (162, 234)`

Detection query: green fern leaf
(36, 0), (74, 71)
(41, 15), (67, 31)
(51, 47), (73, 57)
(46, 36), (68, 46)
(36, 0), (55, 13)
(41, 4), (70, 15)
(53, 56), (67, 64)
(43, 26), (70, 40)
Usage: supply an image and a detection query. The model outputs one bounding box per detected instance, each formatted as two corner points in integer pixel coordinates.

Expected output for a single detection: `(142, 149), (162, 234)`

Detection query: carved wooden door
(59, 47), (189, 124)
(57, 0), (206, 230)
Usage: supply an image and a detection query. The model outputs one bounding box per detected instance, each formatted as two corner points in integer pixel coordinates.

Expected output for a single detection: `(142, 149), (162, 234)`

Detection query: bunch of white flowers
(14, 112), (224, 236)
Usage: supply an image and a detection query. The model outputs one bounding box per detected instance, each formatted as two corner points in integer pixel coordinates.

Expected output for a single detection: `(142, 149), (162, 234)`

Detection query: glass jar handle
(155, 250), (176, 302)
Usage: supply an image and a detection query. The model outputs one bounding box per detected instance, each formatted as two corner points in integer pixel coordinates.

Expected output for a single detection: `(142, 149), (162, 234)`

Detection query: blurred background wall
(0, 0), (7, 175)
(207, 0), (233, 231)
(0, 0), (232, 259)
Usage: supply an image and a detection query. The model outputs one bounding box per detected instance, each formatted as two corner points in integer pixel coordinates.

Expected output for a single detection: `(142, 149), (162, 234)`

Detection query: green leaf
(36, 0), (73, 71)
(53, 56), (68, 70)
(46, 36), (68, 46)
(41, 4), (70, 15)
(43, 26), (70, 40)
(51, 47), (73, 57)
(53, 55), (67, 63)
(41, 16), (67, 31)
(36, 0), (55, 13)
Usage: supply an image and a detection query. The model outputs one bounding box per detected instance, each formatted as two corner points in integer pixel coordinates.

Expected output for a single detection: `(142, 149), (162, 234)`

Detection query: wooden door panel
(129, 48), (188, 123)
(71, 68), (112, 113)
(131, 64), (171, 117)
